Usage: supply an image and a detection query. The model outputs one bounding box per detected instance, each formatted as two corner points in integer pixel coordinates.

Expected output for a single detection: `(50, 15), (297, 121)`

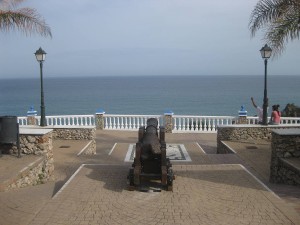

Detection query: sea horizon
(1, 75), (300, 117)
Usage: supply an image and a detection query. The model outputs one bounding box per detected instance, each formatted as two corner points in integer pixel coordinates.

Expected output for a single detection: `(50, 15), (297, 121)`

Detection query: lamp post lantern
(260, 44), (272, 125)
(34, 47), (47, 126)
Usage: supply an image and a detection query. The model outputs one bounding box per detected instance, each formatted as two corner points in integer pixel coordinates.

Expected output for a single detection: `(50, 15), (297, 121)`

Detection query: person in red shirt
(269, 104), (281, 125)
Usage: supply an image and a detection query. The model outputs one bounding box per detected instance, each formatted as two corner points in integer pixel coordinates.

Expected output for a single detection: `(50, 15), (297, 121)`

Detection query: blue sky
(0, 0), (299, 78)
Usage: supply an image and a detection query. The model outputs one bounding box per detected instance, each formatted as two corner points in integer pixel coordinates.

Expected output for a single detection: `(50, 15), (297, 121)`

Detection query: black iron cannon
(128, 118), (174, 191)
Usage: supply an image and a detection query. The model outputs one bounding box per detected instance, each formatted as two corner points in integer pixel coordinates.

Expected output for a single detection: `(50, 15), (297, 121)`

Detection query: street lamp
(34, 47), (47, 126)
(260, 44), (272, 125)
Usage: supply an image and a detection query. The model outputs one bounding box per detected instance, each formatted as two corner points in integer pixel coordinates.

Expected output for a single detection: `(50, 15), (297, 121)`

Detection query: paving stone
(0, 131), (300, 225)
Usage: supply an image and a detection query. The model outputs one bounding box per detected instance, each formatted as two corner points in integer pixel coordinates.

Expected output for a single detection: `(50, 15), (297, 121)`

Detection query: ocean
(0, 75), (299, 117)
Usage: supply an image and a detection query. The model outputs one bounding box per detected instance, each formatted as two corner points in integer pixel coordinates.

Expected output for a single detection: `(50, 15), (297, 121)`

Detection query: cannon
(127, 118), (174, 191)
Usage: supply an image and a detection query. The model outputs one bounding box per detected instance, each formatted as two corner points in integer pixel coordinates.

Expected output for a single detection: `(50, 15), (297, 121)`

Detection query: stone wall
(217, 125), (300, 153)
(52, 127), (96, 140)
(4, 157), (54, 191)
(52, 127), (96, 155)
(0, 129), (54, 191)
(0, 126), (97, 191)
(270, 129), (300, 185)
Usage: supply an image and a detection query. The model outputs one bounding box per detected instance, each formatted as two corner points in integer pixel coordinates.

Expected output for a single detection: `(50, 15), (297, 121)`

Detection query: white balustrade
(17, 117), (28, 125)
(280, 117), (300, 125)
(173, 115), (235, 133)
(18, 115), (95, 127)
(104, 114), (163, 130)
(17, 114), (300, 132)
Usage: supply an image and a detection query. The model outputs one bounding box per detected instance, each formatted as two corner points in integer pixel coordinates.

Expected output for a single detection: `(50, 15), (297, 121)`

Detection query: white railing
(18, 117), (28, 125)
(104, 114), (163, 130)
(280, 117), (300, 124)
(18, 115), (95, 127)
(173, 115), (235, 133)
(18, 114), (300, 132)
(246, 116), (300, 125)
(246, 116), (259, 124)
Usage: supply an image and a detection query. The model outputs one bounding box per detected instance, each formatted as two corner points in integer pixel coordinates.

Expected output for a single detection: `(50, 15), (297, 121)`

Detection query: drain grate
(59, 145), (70, 148)
(246, 146), (258, 149)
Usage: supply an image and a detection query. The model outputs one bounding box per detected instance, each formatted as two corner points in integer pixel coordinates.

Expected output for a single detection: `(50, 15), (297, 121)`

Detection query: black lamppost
(260, 44), (272, 125)
(34, 47), (47, 126)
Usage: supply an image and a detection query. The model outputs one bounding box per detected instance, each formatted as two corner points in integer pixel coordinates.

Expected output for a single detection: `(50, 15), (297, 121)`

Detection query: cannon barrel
(128, 118), (174, 191)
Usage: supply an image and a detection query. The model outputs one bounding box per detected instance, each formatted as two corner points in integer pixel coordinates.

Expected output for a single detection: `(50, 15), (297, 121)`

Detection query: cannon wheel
(167, 168), (174, 191)
(128, 168), (135, 191)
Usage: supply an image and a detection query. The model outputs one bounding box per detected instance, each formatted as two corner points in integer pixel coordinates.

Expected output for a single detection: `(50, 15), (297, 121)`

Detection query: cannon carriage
(127, 118), (174, 191)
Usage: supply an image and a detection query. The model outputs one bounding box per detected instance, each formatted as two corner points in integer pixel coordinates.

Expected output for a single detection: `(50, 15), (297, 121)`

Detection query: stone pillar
(27, 106), (37, 125)
(237, 105), (247, 124)
(164, 110), (174, 133)
(95, 109), (105, 130)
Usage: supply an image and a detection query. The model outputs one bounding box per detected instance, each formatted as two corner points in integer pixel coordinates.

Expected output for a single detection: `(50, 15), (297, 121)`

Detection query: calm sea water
(0, 75), (299, 117)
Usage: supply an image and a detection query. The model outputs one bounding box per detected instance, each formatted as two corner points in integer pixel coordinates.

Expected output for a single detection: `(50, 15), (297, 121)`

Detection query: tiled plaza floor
(0, 130), (299, 225)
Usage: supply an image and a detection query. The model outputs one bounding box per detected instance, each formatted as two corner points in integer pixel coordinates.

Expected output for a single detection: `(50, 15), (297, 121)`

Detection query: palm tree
(0, 0), (51, 37)
(249, 0), (300, 57)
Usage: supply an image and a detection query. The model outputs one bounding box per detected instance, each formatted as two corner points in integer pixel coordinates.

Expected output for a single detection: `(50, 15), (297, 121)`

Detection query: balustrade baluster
(124, 117), (128, 129)
(112, 117), (115, 129)
(108, 117), (112, 129)
(212, 119), (216, 131)
(104, 117), (108, 129)
(207, 118), (211, 131)
(132, 117), (136, 130)
(137, 117), (141, 129)
(117, 117), (121, 129)
(204, 118), (207, 131)
(173, 118), (177, 131)
(194, 118), (197, 131)
(120, 117), (123, 129)
(178, 118), (182, 131)
(109, 117), (112, 129)
(127, 117), (131, 129)
(220, 119), (224, 125)
(198, 118), (201, 130)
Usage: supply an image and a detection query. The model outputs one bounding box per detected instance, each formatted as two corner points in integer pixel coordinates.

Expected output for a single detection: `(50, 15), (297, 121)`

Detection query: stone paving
(0, 130), (299, 225)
